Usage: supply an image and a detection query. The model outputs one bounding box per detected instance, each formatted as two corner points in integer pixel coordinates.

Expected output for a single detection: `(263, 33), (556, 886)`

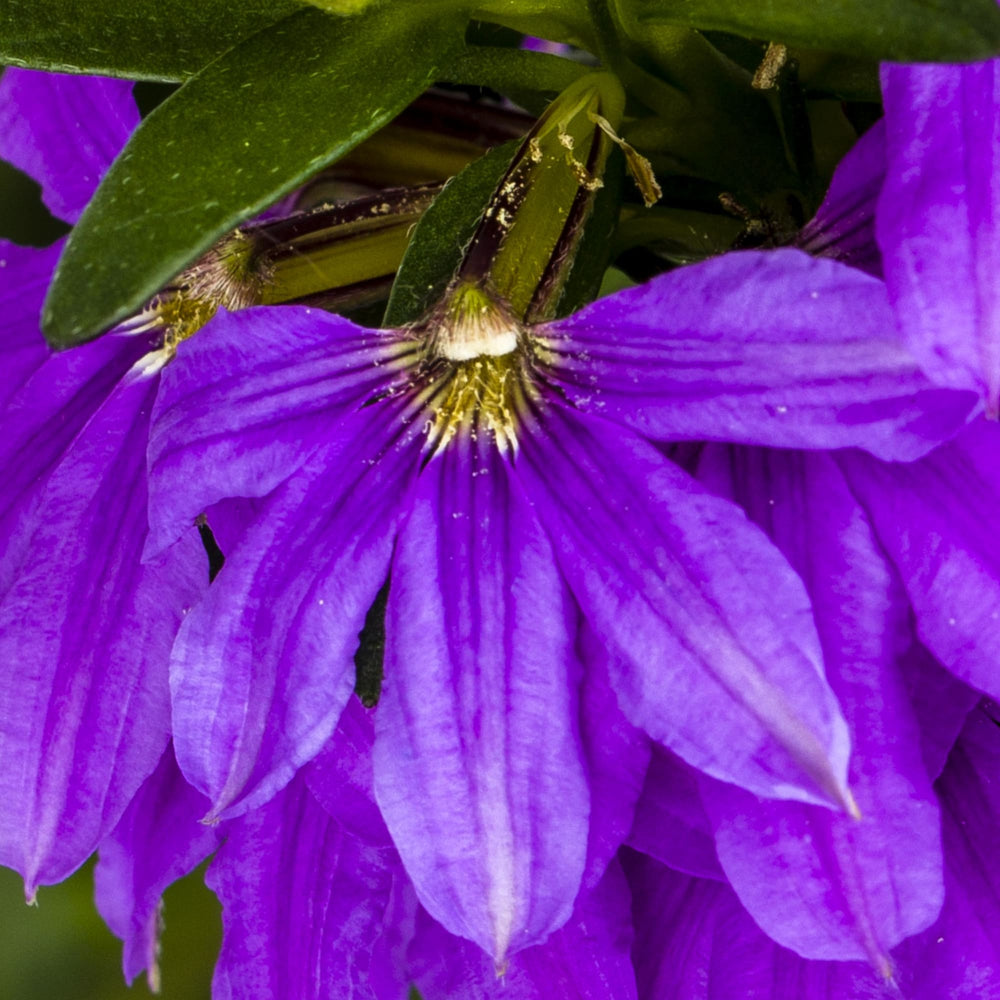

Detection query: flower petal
(624, 851), (886, 1000)
(541, 248), (974, 460)
(0, 68), (138, 224)
(576, 633), (650, 889)
(305, 696), (392, 848)
(95, 745), (219, 988)
(796, 120), (886, 278)
(407, 861), (637, 1000)
(696, 446), (942, 962)
(0, 374), (205, 892)
(518, 408), (851, 810)
(839, 419), (1000, 700)
(0, 240), (61, 410)
(374, 437), (589, 961)
(148, 306), (412, 555)
(879, 62), (1000, 412)
(626, 745), (723, 882)
(169, 393), (422, 820)
(0, 326), (146, 550)
(207, 773), (399, 1000)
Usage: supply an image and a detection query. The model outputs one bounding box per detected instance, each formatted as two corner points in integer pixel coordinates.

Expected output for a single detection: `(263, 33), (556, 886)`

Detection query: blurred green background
(0, 862), (220, 999)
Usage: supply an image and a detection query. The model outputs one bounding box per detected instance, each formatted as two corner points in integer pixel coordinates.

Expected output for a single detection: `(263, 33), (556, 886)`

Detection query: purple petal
(889, 704), (1000, 998)
(148, 306), (415, 556)
(624, 851), (887, 1000)
(0, 325), (145, 551)
(576, 634), (651, 889)
(304, 696), (391, 848)
(839, 418), (1000, 700)
(626, 745), (723, 882)
(898, 641), (979, 781)
(0, 374), (205, 892)
(697, 446), (942, 962)
(879, 62), (1000, 413)
(207, 773), (400, 1000)
(518, 408), (852, 811)
(407, 861), (637, 1000)
(169, 396), (421, 820)
(0, 68), (138, 224)
(374, 437), (589, 961)
(540, 248), (975, 460)
(796, 120), (886, 278)
(0, 240), (60, 411)
(95, 745), (219, 988)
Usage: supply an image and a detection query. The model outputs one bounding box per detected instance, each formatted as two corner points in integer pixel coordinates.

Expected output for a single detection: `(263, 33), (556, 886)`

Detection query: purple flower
(145, 237), (974, 961)
(0, 68), (208, 893)
(625, 700), (1000, 998)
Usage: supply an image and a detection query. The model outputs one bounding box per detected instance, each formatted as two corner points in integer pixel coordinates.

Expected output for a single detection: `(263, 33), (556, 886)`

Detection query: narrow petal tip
(842, 785), (863, 821)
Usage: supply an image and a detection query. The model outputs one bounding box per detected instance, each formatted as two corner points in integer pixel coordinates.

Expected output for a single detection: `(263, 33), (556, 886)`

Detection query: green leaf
(42, 5), (465, 347)
(383, 142), (517, 328)
(621, 0), (1000, 62)
(0, 0), (306, 81)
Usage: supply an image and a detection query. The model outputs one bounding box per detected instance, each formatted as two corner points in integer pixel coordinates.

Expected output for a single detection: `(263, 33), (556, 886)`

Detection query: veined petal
(407, 861), (637, 1000)
(95, 746), (219, 988)
(879, 62), (1000, 413)
(0, 375), (205, 892)
(0, 322), (145, 555)
(839, 419), (1000, 700)
(697, 446), (942, 963)
(797, 120), (885, 278)
(539, 249), (974, 460)
(626, 745), (723, 882)
(518, 407), (852, 811)
(0, 68), (138, 225)
(170, 396), (421, 820)
(374, 437), (589, 962)
(207, 774), (399, 1000)
(148, 306), (414, 555)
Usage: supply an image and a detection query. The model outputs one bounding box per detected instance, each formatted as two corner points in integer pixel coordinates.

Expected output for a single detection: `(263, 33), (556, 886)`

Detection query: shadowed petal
(879, 63), (1000, 413)
(407, 861), (637, 1000)
(374, 437), (589, 961)
(148, 306), (413, 555)
(797, 121), (885, 278)
(518, 408), (851, 811)
(839, 419), (1000, 699)
(624, 852), (887, 1000)
(305, 697), (392, 848)
(626, 745), (723, 882)
(95, 746), (220, 988)
(0, 68), (138, 224)
(576, 635), (650, 890)
(208, 774), (399, 1000)
(0, 240), (61, 410)
(169, 396), (422, 820)
(0, 372), (205, 892)
(697, 446), (942, 963)
(540, 249), (974, 460)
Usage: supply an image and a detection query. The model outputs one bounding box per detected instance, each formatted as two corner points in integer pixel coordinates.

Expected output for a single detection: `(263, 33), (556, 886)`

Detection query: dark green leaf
(42, 5), (466, 347)
(622, 0), (1000, 62)
(383, 141), (517, 327)
(0, 0), (306, 81)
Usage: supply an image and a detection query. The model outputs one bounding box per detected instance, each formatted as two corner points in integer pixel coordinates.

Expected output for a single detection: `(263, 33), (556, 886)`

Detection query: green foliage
(621, 0), (1000, 62)
(42, 4), (466, 346)
(0, 0), (306, 81)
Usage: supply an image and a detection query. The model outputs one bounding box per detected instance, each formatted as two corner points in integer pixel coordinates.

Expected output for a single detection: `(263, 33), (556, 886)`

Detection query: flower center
(415, 282), (539, 454)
